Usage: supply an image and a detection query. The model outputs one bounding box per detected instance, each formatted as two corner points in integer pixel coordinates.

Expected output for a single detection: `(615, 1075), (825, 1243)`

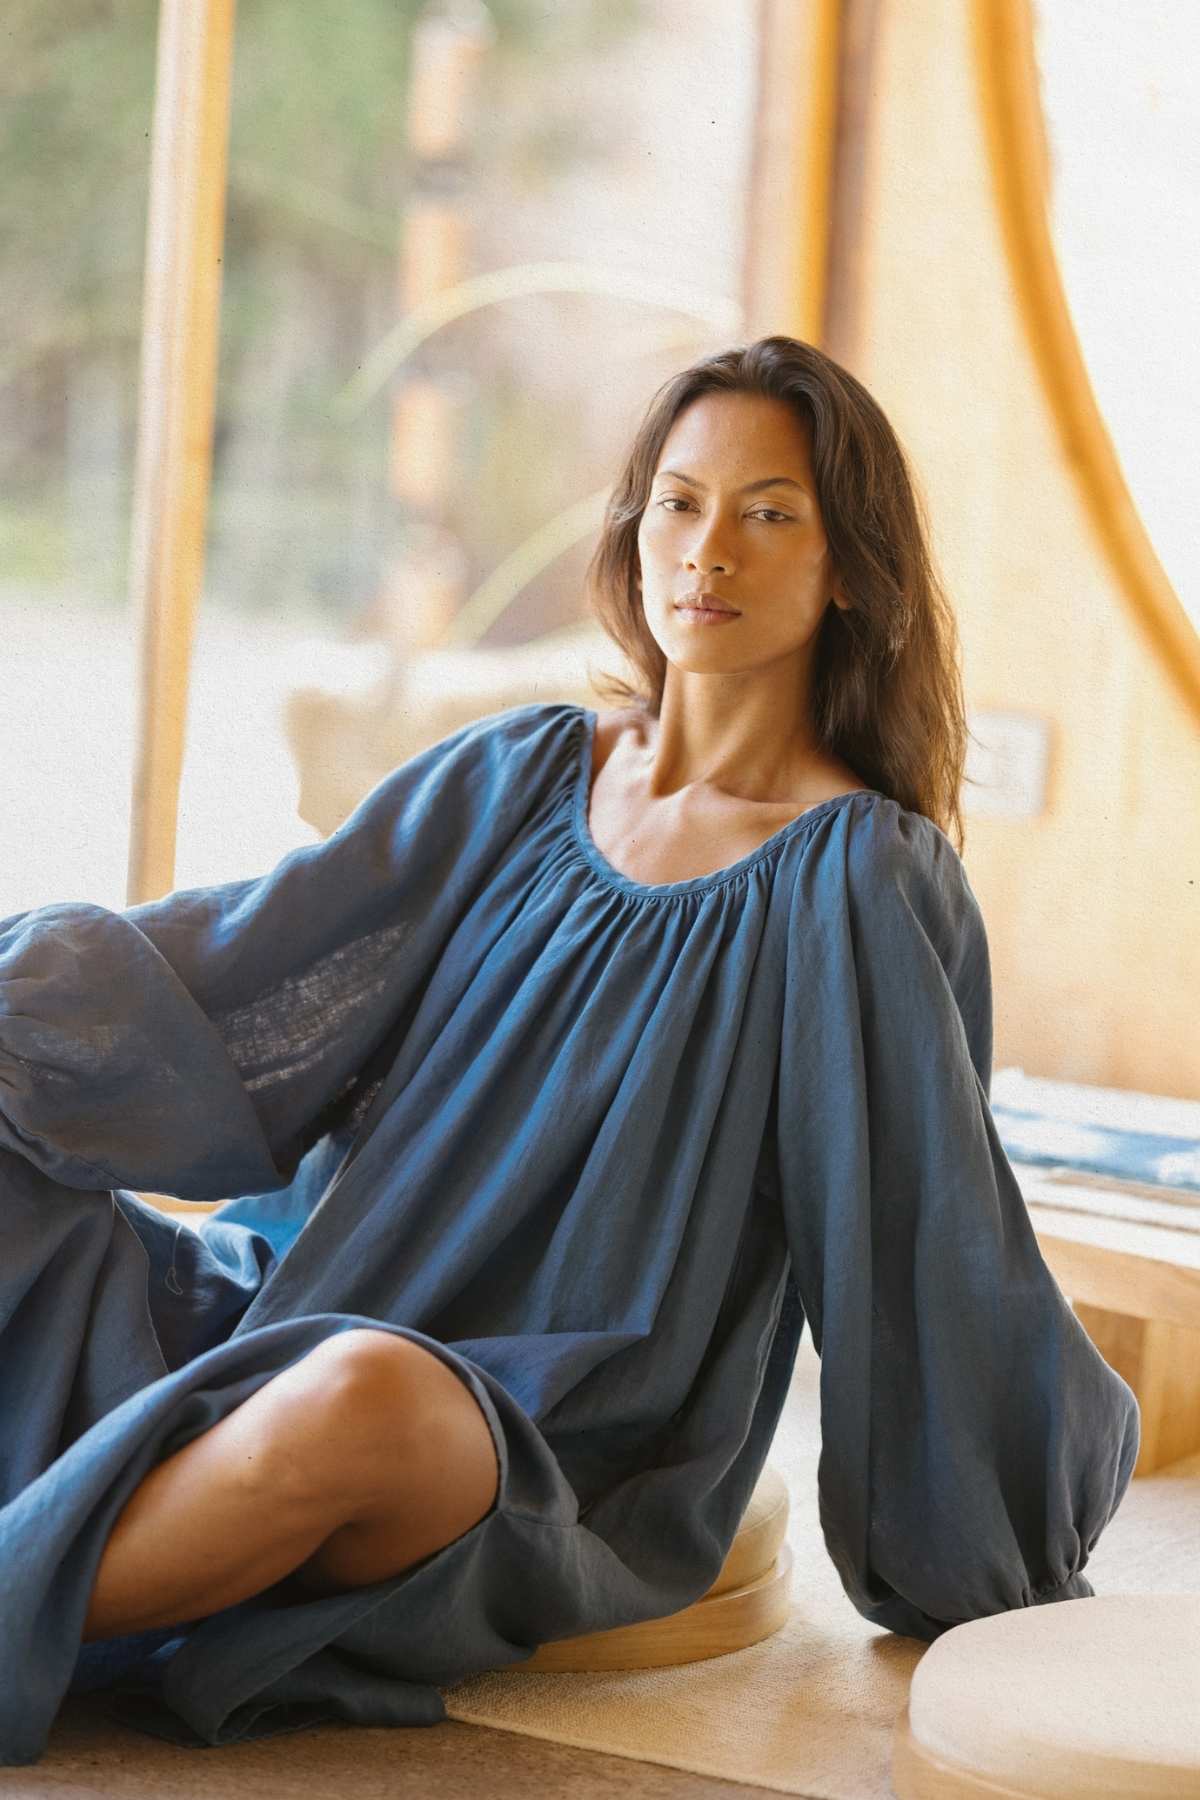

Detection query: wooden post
(125, 0), (237, 906)
(819, 0), (884, 367)
(379, 0), (496, 658)
(743, 0), (842, 344)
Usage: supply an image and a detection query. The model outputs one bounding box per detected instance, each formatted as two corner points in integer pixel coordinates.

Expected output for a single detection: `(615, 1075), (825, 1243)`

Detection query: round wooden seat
(521, 1464), (792, 1672)
(892, 1593), (1200, 1798)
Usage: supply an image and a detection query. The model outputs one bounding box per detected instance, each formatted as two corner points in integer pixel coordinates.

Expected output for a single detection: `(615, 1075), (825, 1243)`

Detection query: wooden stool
(892, 1594), (1200, 1798)
(520, 1464), (792, 1672)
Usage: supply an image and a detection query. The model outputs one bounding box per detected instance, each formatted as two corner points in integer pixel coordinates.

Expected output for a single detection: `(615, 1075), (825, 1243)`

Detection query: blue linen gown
(0, 699), (1140, 1763)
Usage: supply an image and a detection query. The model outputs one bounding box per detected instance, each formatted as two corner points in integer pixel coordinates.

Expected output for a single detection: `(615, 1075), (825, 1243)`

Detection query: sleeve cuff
(1029, 1569), (1095, 1607)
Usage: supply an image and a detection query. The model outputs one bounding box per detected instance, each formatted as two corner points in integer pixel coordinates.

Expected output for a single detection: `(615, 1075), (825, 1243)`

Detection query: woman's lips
(674, 604), (741, 625)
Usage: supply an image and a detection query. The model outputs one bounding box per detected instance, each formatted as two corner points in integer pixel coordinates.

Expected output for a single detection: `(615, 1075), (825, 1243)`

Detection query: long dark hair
(584, 335), (972, 852)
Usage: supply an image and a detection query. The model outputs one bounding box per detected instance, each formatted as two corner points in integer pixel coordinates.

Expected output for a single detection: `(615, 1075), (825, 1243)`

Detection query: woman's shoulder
(821, 776), (960, 872)
(802, 763), (874, 814)
(588, 703), (646, 779)
(358, 701), (581, 829)
(829, 788), (982, 962)
(414, 699), (582, 770)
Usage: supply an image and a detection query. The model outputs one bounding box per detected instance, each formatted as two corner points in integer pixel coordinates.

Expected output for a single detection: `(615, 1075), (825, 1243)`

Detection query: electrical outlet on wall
(962, 710), (1052, 817)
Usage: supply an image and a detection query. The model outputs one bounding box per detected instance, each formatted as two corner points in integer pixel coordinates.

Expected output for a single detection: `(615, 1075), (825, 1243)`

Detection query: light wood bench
(1012, 1160), (1200, 1476)
(991, 1065), (1200, 1478)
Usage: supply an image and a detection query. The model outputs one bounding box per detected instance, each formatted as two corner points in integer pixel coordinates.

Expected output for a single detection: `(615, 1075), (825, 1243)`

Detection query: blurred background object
(0, 0), (1197, 1094)
(0, 0), (751, 902)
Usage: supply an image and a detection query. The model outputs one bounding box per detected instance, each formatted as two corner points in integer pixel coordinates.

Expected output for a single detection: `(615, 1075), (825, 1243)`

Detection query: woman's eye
(658, 498), (790, 521)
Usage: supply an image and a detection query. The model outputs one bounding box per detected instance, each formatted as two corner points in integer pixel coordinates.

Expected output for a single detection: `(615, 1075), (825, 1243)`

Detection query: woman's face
(635, 390), (845, 679)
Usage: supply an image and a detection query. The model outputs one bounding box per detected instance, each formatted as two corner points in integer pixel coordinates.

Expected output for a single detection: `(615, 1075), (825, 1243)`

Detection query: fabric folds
(773, 799), (1140, 1640)
(0, 700), (1140, 1762)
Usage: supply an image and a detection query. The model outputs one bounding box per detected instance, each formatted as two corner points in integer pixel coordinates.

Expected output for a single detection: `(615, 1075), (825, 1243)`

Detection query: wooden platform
(1014, 1158), (1200, 1474)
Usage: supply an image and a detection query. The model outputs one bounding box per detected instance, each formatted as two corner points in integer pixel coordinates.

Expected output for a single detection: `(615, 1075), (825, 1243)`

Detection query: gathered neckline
(567, 705), (886, 900)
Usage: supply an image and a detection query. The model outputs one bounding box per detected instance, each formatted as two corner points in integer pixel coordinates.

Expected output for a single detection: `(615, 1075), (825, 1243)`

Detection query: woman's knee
(287, 1333), (502, 1591)
(258, 1328), (498, 1517)
(304, 1328), (474, 1423)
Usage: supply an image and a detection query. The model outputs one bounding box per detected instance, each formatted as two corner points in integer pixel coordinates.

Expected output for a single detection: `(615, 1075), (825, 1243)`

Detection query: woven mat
(441, 1328), (1200, 1799)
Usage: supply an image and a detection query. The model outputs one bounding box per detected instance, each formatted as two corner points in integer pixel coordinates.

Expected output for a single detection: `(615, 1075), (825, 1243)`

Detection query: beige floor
(4, 1326), (1197, 1800)
(2, 1704), (777, 1800)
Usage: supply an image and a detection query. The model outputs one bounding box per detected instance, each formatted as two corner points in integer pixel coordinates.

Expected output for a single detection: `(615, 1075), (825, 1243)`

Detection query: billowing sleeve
(775, 798), (1141, 1643)
(0, 705), (543, 1202)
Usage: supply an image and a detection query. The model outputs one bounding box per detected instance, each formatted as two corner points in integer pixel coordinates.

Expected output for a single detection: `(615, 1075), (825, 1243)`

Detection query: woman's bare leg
(81, 1331), (500, 1642)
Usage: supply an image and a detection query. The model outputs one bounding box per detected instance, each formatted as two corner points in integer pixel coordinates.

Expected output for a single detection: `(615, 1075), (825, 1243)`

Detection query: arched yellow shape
(971, 0), (1200, 723)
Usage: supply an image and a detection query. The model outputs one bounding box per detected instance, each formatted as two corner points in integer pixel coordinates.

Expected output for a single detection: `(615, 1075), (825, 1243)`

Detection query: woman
(0, 336), (1139, 1762)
